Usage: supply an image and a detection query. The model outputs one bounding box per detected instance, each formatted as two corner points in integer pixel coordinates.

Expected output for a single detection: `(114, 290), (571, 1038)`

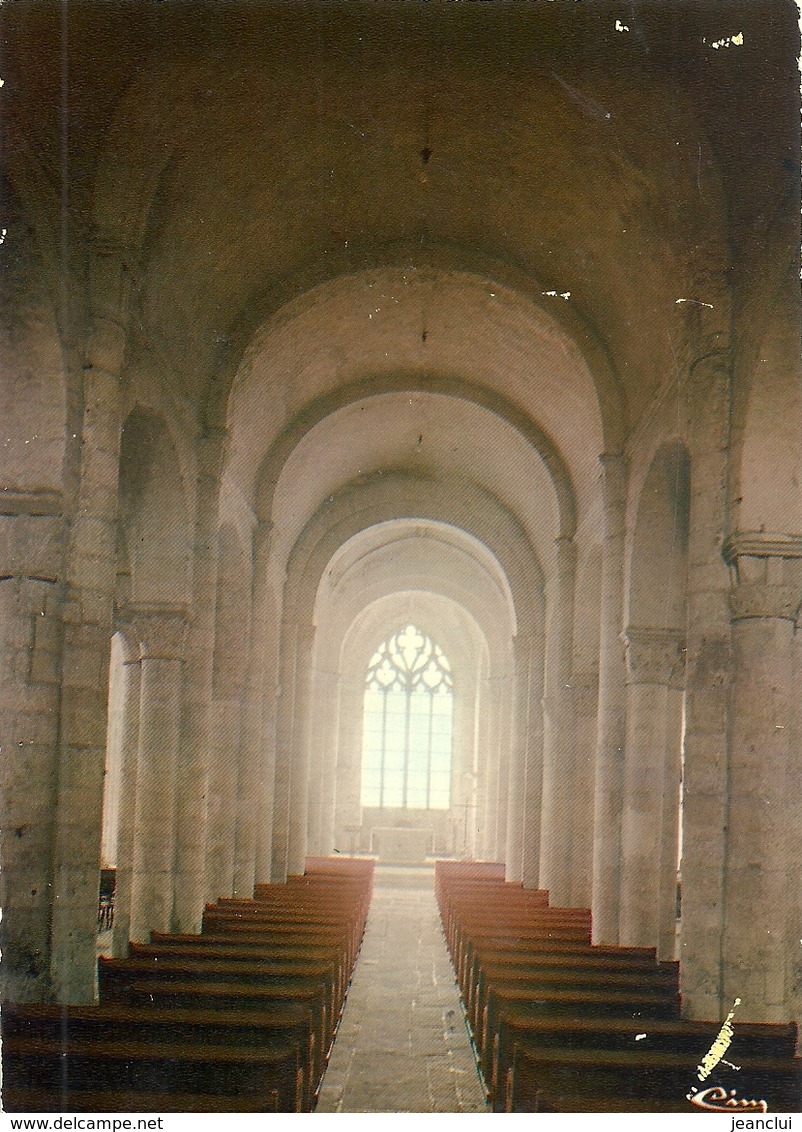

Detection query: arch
(285, 471), (544, 639)
(213, 242), (626, 457)
(728, 264), (802, 539)
(254, 367), (578, 540)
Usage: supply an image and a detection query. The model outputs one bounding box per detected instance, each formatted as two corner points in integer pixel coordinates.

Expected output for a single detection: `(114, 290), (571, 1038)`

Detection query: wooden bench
(122, 977), (331, 1083)
(199, 916), (361, 975)
(2, 1000), (316, 1109)
(479, 981), (682, 1081)
(507, 1041), (802, 1113)
(130, 939), (350, 1004)
(466, 946), (673, 1024)
(452, 920), (594, 990)
(471, 959), (679, 1038)
(2, 1088), (285, 1113)
(1, 854), (372, 1114)
(490, 1010), (799, 1111)
(2, 1034), (302, 1112)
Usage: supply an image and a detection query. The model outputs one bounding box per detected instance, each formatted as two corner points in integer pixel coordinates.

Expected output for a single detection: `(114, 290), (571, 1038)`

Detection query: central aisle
(316, 864), (489, 1113)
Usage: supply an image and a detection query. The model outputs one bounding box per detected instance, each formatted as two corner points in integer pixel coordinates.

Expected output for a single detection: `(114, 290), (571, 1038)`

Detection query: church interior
(1, 0), (801, 1113)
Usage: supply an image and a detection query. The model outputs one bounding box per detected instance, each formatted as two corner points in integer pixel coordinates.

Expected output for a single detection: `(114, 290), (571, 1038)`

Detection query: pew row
(434, 859), (801, 1114)
(1, 856), (374, 1113)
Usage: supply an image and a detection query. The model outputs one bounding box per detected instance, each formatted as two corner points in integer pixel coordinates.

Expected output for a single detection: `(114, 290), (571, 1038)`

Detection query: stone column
(236, 521), (275, 892)
(721, 537), (802, 1022)
(307, 665), (339, 855)
(0, 496), (65, 1001)
(270, 620), (295, 881)
(679, 338), (734, 1019)
(332, 674), (365, 852)
(506, 629), (542, 885)
(591, 451), (628, 943)
(492, 673), (513, 864)
(521, 635), (545, 890)
(319, 669), (343, 856)
(287, 621), (316, 876)
(619, 626), (685, 953)
(564, 670), (598, 907)
(539, 536), (577, 904)
(173, 430), (225, 931)
(477, 673), (498, 861)
(205, 697), (242, 900)
(50, 246), (130, 1002)
(128, 607), (187, 941)
(110, 641), (142, 956)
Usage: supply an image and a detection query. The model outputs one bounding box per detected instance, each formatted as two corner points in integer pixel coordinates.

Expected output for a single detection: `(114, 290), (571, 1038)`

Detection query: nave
(316, 865), (487, 1113)
(1, 1), (801, 1114)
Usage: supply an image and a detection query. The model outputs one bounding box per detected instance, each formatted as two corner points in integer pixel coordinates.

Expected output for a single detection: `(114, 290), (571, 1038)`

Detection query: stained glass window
(361, 624), (453, 809)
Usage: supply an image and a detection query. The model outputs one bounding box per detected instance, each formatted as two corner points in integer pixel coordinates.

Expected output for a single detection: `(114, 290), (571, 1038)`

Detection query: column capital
(118, 602), (189, 660)
(723, 531), (802, 565)
(723, 533), (802, 623)
(623, 626), (686, 688)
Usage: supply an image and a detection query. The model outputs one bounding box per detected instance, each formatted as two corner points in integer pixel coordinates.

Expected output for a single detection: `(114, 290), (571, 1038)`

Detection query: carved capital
(623, 626), (686, 688)
(724, 533), (802, 623)
(729, 584), (802, 623)
(723, 531), (802, 566)
(118, 602), (189, 660)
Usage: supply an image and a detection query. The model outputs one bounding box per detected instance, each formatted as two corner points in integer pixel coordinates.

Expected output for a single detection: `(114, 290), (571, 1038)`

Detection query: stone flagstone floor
(315, 864), (489, 1113)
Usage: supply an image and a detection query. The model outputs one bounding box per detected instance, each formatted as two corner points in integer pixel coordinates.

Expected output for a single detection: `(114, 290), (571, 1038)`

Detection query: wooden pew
(2, 1035), (302, 1112)
(99, 954), (339, 1050)
(2, 1088), (281, 1113)
(479, 977), (681, 1082)
(507, 1042), (802, 1113)
(466, 945), (672, 1025)
(471, 958), (679, 1039)
(2, 855), (372, 1114)
(1, 1000), (316, 1110)
(130, 939), (350, 1003)
(452, 919), (594, 991)
(490, 1010), (799, 1111)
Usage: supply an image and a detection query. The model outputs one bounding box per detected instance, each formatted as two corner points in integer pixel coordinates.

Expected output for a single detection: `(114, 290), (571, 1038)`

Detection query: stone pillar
(319, 669), (343, 856)
(679, 340), (734, 1020)
(205, 697), (242, 900)
(237, 522), (275, 892)
(619, 626), (685, 953)
(721, 537), (802, 1022)
(307, 665), (339, 855)
(506, 630), (542, 885)
(110, 642), (142, 956)
(287, 621), (316, 877)
(128, 607), (187, 941)
(477, 673), (498, 861)
(564, 669), (598, 907)
(0, 496), (65, 1000)
(332, 674), (364, 852)
(591, 451), (628, 943)
(270, 621), (294, 881)
(521, 635), (545, 890)
(492, 673), (513, 864)
(539, 536), (577, 903)
(173, 430), (225, 931)
(50, 247), (130, 1002)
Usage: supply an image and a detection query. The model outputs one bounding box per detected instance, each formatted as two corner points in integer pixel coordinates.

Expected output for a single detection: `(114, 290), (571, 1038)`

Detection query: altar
(370, 826), (433, 863)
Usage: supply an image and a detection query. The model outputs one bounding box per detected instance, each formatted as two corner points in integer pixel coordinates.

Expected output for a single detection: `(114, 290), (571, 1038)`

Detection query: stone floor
(316, 863), (489, 1113)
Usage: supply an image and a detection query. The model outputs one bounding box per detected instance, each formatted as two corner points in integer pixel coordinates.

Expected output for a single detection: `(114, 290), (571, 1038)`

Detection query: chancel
(0, 0), (800, 1114)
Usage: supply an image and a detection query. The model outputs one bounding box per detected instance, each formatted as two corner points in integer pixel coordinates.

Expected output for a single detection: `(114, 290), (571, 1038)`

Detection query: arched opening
(361, 624), (454, 813)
